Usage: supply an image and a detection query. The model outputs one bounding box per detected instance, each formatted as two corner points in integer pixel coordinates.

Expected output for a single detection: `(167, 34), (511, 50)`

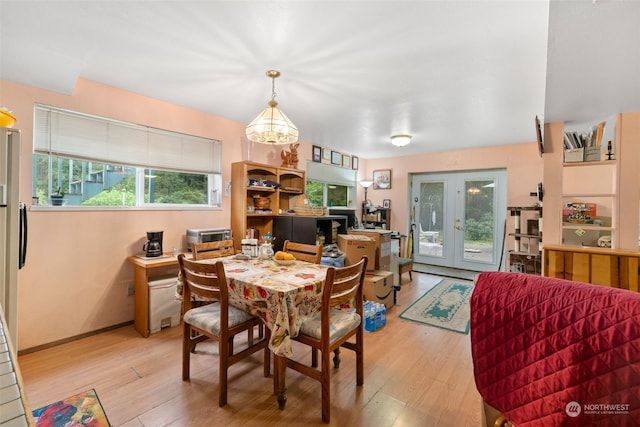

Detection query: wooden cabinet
(543, 245), (639, 291)
(543, 113), (640, 251)
(231, 161), (305, 250)
(272, 215), (348, 252)
(127, 255), (183, 337)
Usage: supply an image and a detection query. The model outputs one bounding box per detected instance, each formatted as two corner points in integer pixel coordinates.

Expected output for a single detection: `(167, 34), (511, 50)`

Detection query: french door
(410, 169), (506, 271)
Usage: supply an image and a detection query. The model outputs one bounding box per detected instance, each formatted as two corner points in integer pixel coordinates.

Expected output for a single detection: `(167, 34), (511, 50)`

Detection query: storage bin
(584, 146), (602, 162)
(149, 276), (182, 334)
(564, 148), (584, 163)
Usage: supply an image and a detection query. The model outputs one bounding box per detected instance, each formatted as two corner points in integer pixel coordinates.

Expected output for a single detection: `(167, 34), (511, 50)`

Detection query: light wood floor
(18, 272), (482, 426)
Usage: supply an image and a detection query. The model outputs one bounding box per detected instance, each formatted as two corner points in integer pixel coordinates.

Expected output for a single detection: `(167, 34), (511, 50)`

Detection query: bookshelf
(543, 112), (640, 253)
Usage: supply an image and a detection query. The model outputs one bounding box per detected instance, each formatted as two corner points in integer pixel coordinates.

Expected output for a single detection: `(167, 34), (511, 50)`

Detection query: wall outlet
(127, 283), (135, 296)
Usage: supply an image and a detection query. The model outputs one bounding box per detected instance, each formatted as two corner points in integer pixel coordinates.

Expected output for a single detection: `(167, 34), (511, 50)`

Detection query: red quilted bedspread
(471, 272), (640, 426)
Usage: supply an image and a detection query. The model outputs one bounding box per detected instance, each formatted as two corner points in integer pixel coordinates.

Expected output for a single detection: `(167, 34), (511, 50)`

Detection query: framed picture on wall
(373, 169), (392, 189)
(322, 148), (332, 161)
(342, 154), (351, 168)
(312, 145), (322, 162)
(331, 151), (341, 165)
(383, 199), (391, 208)
(352, 156), (359, 170)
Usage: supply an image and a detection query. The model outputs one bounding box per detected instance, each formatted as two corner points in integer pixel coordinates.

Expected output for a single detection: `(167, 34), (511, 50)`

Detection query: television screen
(536, 115), (544, 157)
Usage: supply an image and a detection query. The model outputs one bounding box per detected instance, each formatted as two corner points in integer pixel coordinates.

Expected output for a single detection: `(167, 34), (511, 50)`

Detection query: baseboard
(18, 321), (134, 355)
(413, 263), (478, 281)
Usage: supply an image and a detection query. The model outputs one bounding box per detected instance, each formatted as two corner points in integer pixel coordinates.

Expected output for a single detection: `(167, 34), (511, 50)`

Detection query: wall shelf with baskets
(543, 112), (640, 252)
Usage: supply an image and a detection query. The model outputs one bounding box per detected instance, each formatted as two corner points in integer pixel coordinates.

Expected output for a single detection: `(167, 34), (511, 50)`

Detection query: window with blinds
(32, 105), (222, 208)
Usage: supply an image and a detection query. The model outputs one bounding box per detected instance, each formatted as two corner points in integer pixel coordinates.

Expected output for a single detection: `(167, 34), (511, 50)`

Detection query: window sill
(29, 205), (222, 212)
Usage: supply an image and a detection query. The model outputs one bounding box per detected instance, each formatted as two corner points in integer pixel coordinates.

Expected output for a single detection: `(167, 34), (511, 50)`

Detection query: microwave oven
(186, 228), (232, 250)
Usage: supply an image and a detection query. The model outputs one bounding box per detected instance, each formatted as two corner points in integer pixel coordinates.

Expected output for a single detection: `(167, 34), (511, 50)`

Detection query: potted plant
(50, 188), (66, 206)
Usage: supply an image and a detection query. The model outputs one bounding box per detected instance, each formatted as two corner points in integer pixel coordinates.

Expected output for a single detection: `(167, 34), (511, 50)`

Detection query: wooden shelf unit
(507, 205), (542, 275)
(543, 113), (640, 252)
(231, 161), (305, 251)
(362, 204), (390, 230)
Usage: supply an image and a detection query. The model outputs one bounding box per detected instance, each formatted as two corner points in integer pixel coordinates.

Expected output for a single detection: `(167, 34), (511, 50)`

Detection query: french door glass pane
(418, 182), (444, 258)
(463, 180), (495, 262)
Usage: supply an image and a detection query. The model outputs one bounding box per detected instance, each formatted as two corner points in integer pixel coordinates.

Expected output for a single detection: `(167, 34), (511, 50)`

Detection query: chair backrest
(191, 239), (235, 260)
(322, 256), (368, 311)
(178, 254), (228, 313)
(282, 240), (322, 264)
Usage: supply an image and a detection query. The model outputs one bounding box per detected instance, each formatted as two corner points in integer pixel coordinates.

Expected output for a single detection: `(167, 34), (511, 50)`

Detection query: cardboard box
(337, 234), (376, 270)
(363, 270), (394, 309)
(348, 230), (392, 270)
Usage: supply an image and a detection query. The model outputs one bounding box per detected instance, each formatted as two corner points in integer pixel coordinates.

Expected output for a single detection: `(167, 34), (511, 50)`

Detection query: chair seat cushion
(184, 302), (257, 335)
(398, 257), (413, 267)
(299, 308), (361, 344)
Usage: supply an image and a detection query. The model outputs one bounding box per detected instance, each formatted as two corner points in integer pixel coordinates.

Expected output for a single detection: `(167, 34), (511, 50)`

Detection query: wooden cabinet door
(619, 256), (640, 292)
(545, 250), (566, 279)
(590, 254), (618, 287)
(566, 252), (590, 283)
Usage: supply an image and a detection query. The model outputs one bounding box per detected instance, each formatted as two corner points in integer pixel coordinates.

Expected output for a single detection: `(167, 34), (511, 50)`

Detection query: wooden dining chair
(178, 254), (270, 407)
(191, 239), (244, 339)
(280, 256), (368, 422)
(191, 239), (236, 260)
(282, 240), (322, 264)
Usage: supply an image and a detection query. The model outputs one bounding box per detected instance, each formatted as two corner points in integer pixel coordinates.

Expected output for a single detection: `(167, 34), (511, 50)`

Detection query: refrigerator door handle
(19, 202), (27, 269)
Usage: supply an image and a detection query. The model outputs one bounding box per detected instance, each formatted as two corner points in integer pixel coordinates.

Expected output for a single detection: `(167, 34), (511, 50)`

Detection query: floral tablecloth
(202, 256), (328, 356)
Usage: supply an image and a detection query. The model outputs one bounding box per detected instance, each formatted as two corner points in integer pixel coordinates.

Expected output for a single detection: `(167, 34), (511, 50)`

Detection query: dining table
(190, 254), (330, 410)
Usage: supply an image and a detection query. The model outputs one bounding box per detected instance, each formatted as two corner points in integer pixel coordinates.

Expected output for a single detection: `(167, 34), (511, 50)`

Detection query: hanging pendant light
(246, 70), (299, 145)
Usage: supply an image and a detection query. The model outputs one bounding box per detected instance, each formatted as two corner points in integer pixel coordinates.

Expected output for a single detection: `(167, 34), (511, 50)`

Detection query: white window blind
(33, 105), (222, 174)
(306, 161), (356, 186)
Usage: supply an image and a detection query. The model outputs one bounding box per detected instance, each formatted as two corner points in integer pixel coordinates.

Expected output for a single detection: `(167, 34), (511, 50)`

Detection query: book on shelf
(563, 121), (606, 150)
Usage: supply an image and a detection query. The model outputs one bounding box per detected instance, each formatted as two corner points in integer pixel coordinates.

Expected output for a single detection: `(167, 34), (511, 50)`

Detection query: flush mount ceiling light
(391, 134), (412, 147)
(245, 70), (299, 145)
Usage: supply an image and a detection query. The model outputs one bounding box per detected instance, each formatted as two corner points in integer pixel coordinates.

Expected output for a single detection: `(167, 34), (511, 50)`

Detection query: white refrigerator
(1, 127), (27, 344)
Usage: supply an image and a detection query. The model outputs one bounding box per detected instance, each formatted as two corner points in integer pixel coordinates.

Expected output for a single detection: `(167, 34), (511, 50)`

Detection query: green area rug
(33, 388), (110, 426)
(400, 279), (474, 334)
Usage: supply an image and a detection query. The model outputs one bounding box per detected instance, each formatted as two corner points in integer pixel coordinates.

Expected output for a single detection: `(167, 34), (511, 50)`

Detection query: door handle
(19, 202), (27, 269)
(455, 224), (463, 230)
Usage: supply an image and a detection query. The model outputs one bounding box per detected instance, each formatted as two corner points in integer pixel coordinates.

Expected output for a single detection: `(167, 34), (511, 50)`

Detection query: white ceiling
(1, 1), (638, 159)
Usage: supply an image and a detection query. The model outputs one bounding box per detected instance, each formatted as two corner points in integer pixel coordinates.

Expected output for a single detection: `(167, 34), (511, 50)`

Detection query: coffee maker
(142, 231), (163, 257)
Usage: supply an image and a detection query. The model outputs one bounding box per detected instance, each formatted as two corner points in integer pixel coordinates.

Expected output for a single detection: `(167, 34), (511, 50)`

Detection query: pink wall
(1, 79), (542, 350)
(360, 143), (542, 236)
(2, 79), (315, 350)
